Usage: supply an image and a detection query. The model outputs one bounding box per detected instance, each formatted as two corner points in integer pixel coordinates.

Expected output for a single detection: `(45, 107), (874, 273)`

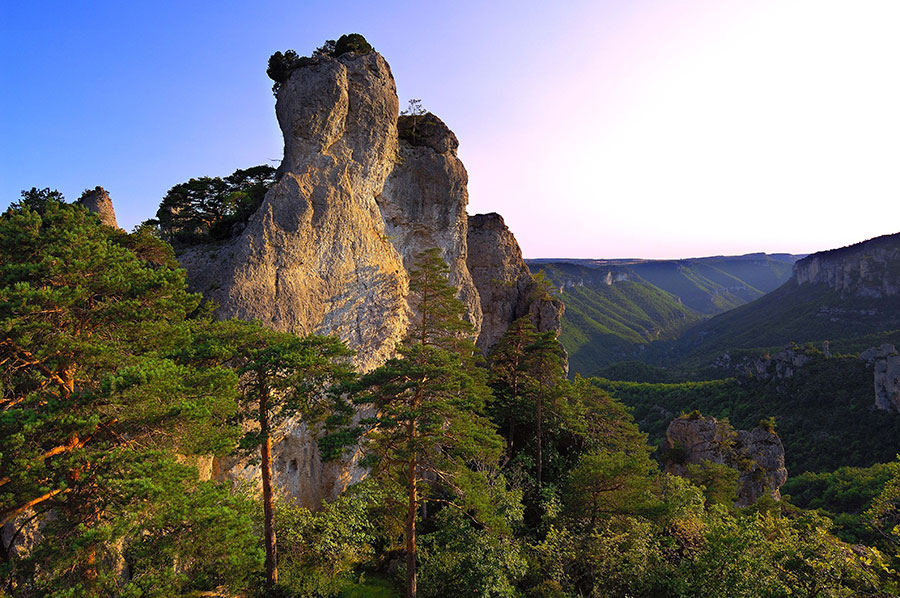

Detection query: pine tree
(488, 316), (538, 454)
(187, 321), (354, 591)
(523, 330), (567, 490)
(0, 196), (248, 592)
(353, 249), (502, 598)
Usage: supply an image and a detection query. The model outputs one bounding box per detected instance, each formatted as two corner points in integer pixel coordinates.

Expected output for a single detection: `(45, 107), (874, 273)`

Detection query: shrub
(334, 33), (373, 56)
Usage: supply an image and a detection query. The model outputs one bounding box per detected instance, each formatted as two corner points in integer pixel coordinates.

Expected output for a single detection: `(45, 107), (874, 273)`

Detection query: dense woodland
(3, 190), (900, 597)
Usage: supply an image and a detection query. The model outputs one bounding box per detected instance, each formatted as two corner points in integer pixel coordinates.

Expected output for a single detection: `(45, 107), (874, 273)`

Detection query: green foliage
(566, 450), (659, 526)
(267, 49), (303, 85)
(17, 453), (263, 597)
(334, 34), (373, 57)
(12, 187), (66, 213)
(418, 508), (526, 598)
(336, 248), (505, 594)
(154, 164), (276, 246)
(784, 460), (900, 546)
(684, 460), (740, 507)
(0, 199), (255, 594)
(266, 35), (372, 95)
(594, 356), (900, 474)
(273, 484), (379, 597)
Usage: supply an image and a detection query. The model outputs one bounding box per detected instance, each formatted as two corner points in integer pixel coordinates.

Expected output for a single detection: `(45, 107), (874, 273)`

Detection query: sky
(2, 0), (899, 259)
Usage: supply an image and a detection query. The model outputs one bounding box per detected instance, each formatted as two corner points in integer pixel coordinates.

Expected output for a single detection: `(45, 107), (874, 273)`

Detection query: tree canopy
(154, 164), (276, 246)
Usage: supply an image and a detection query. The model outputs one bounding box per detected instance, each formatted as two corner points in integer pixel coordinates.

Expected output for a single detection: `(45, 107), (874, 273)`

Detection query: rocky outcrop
(712, 346), (813, 380)
(794, 232), (900, 298)
(662, 415), (787, 507)
(210, 419), (365, 508)
(377, 113), (481, 329)
(179, 50), (409, 375)
(176, 49), (409, 508)
(78, 186), (120, 229)
(860, 343), (900, 413)
(466, 213), (564, 354)
(168, 46), (563, 508)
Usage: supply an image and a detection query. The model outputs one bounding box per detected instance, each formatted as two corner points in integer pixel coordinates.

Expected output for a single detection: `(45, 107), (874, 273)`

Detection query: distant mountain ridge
(527, 253), (803, 374)
(677, 233), (900, 361)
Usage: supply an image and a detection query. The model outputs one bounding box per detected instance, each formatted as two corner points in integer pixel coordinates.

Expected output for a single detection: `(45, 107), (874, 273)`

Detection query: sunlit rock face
(175, 47), (563, 508)
(467, 212), (564, 355)
(662, 415), (787, 507)
(377, 113), (482, 331)
(78, 186), (120, 229)
(178, 50), (408, 507)
(179, 50), (410, 375)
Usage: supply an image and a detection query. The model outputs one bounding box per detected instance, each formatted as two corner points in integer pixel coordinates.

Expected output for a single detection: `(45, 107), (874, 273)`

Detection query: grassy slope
(533, 255), (796, 375)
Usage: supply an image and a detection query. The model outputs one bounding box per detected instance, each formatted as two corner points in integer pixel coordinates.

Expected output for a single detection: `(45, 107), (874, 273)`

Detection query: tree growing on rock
(154, 164), (276, 245)
(184, 321), (354, 592)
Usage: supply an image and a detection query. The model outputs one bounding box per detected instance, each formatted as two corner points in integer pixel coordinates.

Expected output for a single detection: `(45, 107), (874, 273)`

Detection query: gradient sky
(2, 0), (899, 259)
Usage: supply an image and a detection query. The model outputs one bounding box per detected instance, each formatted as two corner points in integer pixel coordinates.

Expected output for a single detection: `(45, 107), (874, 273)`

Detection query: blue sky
(3, 1), (899, 258)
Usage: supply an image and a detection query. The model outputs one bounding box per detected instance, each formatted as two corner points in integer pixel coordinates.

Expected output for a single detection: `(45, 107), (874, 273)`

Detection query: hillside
(594, 352), (900, 475)
(677, 233), (900, 362)
(532, 262), (695, 374)
(529, 253), (799, 374)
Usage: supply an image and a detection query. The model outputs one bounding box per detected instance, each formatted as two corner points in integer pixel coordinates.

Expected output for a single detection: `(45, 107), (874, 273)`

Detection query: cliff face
(712, 346), (813, 381)
(179, 51), (409, 375)
(793, 233), (900, 298)
(174, 48), (562, 507)
(467, 213), (564, 354)
(377, 113), (481, 330)
(662, 415), (787, 507)
(860, 343), (900, 413)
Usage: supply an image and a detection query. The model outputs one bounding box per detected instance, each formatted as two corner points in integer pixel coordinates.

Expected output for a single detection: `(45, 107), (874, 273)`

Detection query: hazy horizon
(3, 0), (898, 259)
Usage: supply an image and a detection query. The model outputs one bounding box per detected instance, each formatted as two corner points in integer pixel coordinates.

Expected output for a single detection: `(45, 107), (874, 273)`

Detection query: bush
(334, 33), (373, 56)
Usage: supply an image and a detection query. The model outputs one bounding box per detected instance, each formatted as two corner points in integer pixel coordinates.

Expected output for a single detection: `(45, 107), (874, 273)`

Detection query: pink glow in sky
(3, 1), (899, 259)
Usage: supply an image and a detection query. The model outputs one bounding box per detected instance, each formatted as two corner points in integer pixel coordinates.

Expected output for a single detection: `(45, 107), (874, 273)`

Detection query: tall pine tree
(352, 249), (502, 598)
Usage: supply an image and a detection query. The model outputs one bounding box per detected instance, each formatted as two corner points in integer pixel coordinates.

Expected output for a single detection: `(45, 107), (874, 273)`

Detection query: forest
(3, 189), (900, 598)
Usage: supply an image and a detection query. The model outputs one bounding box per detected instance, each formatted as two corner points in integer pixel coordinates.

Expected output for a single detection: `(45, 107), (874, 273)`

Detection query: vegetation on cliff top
(267, 34), (374, 94)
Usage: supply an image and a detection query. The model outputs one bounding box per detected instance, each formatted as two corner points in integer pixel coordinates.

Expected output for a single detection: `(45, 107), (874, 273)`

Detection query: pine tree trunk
(536, 390), (543, 489)
(406, 450), (417, 598)
(260, 387), (278, 590)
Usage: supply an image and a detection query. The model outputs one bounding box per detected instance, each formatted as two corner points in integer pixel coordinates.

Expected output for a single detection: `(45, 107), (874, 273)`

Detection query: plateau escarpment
(173, 46), (561, 506)
(794, 232), (900, 298)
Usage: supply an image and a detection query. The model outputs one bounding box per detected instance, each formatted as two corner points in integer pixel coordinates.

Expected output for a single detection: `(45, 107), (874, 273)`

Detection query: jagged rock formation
(860, 343), (900, 413)
(170, 47), (561, 507)
(466, 212), (564, 354)
(662, 415), (787, 507)
(78, 186), (120, 229)
(794, 232), (900, 298)
(377, 113), (481, 329)
(179, 50), (409, 376)
(712, 346), (813, 380)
